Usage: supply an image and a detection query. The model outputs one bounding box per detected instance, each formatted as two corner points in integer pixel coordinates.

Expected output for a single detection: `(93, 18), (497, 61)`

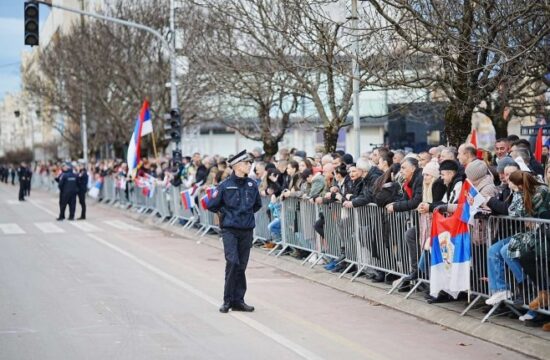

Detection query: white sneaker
(485, 291), (511, 305)
(308, 254), (318, 263)
(519, 312), (535, 322)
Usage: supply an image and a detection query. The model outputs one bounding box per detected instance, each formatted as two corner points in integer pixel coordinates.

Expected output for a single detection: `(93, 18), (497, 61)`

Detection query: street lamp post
(351, 0), (361, 159)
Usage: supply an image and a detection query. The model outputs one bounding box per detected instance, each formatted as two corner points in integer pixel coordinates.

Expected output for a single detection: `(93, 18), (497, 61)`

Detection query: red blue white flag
(127, 100), (153, 178)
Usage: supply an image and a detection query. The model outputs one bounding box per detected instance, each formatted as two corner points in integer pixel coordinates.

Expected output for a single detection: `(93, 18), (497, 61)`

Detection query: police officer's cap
(228, 150), (253, 167)
(64, 161), (72, 169)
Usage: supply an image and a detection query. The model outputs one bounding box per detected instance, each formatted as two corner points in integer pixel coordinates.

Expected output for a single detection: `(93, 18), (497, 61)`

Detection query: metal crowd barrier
(167, 186), (197, 229)
(280, 197), (319, 259)
(253, 196), (272, 244)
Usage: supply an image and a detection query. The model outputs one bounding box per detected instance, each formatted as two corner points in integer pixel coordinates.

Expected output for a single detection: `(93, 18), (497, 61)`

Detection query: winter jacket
(393, 168), (423, 212)
(352, 167), (383, 207)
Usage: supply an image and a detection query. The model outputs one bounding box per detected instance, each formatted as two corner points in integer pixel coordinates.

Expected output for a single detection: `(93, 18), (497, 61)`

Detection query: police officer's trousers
(18, 183), (25, 200)
(59, 193), (77, 219)
(222, 228), (253, 305)
(78, 192), (86, 219)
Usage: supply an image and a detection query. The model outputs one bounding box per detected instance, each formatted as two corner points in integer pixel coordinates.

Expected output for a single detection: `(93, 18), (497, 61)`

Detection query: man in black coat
(386, 158), (423, 285)
(56, 163), (78, 221)
(17, 162), (31, 201)
(76, 164), (89, 220)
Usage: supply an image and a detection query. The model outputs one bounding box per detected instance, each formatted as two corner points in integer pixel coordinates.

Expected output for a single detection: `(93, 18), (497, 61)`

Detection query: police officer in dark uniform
(56, 162), (78, 220)
(76, 163), (89, 220)
(17, 162), (30, 201)
(207, 150), (262, 313)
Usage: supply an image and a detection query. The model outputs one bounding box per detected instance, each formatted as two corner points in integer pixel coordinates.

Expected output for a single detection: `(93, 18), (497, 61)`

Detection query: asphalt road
(0, 183), (529, 359)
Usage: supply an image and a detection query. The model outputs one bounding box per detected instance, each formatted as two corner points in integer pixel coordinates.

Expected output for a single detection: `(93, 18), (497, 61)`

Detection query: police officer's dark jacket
(207, 173), (262, 230)
(58, 170), (78, 194)
(77, 170), (89, 194)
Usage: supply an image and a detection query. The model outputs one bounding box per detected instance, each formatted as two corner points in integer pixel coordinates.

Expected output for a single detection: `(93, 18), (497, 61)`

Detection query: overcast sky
(0, 1), (49, 101)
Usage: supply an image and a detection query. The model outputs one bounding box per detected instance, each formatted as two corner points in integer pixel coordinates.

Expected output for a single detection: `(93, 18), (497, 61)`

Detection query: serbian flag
(429, 181), (479, 298)
(127, 100), (153, 178)
(469, 129), (482, 160)
(458, 179), (485, 225)
(181, 189), (194, 210)
(534, 127), (543, 163)
(200, 187), (218, 209)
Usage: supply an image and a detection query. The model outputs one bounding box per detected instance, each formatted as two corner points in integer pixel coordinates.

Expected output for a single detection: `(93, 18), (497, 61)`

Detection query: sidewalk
(120, 208), (550, 359)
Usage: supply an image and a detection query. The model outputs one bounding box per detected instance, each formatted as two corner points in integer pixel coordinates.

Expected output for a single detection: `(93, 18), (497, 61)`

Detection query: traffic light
(163, 108), (181, 142)
(24, 1), (39, 47)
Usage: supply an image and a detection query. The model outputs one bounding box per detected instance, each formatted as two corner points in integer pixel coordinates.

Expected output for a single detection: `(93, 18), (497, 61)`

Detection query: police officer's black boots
(231, 302), (254, 312)
(219, 303), (231, 313)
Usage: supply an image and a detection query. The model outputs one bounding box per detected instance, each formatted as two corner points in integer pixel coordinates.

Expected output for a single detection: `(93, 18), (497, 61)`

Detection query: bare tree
(195, 0), (381, 153)
(23, 0), (210, 158)
(361, 0), (550, 145)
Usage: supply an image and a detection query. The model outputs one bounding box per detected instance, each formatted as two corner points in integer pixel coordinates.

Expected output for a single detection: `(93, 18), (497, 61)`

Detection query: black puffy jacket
(393, 168), (423, 212)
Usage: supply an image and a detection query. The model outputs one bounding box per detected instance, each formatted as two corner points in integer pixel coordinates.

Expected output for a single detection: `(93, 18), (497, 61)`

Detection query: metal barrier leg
(267, 244), (281, 256)
(460, 295), (482, 316)
(388, 277), (405, 294)
(351, 265), (366, 282)
(339, 263), (355, 279)
(405, 280), (426, 299)
(301, 252), (315, 266)
(275, 244), (289, 257)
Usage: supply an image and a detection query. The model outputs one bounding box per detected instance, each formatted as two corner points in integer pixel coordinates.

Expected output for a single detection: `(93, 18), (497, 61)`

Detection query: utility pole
(351, 0), (361, 159)
(79, 0), (88, 164)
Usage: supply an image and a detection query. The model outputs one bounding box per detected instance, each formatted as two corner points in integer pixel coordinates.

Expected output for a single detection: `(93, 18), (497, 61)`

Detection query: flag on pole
(127, 100), (153, 178)
(469, 129), (482, 160)
(429, 181), (477, 299)
(181, 189), (194, 210)
(534, 127), (543, 163)
(200, 187), (218, 210)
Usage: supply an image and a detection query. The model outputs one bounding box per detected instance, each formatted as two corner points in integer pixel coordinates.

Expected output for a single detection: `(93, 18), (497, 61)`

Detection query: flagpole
(151, 131), (159, 160)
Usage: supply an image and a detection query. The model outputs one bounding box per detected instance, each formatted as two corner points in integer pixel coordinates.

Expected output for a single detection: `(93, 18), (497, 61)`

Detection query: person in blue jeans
(485, 170), (549, 306)
(267, 194), (282, 244)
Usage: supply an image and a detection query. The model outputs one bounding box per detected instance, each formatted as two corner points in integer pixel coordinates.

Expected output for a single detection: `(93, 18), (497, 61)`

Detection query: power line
(0, 62), (20, 69)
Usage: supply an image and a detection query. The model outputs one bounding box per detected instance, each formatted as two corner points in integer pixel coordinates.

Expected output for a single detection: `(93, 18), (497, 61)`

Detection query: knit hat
(496, 156), (517, 173)
(439, 160), (459, 172)
(465, 160), (488, 182)
(422, 160), (440, 178)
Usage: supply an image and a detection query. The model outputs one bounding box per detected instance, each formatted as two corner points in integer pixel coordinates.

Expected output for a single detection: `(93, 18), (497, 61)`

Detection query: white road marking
(0, 223), (25, 235)
(68, 221), (102, 233)
(34, 222), (65, 234)
(103, 220), (141, 231)
(28, 199), (58, 217)
(86, 232), (323, 360)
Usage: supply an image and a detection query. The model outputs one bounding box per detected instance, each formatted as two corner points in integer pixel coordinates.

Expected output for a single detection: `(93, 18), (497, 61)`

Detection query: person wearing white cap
(206, 149), (262, 313)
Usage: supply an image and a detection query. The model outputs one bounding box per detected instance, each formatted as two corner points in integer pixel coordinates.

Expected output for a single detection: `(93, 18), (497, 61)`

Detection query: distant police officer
(56, 162), (78, 221)
(76, 163), (89, 220)
(207, 150), (262, 313)
(17, 162), (31, 201)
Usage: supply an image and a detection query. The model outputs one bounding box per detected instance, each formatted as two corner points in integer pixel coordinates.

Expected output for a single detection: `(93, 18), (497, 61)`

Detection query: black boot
(219, 303), (231, 313)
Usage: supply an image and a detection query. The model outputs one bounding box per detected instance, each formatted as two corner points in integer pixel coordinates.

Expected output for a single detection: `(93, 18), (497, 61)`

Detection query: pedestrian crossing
(0, 220), (143, 235)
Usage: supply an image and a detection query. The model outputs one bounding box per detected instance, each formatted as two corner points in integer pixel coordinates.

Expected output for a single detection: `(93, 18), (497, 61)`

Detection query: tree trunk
(263, 138), (279, 159)
(323, 123), (339, 153)
(444, 102), (473, 147)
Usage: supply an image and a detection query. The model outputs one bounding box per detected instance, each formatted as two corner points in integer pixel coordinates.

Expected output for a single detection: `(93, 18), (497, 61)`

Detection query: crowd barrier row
(31, 174), (550, 324)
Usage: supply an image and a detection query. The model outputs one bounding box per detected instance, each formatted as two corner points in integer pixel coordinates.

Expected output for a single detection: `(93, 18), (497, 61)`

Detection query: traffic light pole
(36, 0), (179, 111)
